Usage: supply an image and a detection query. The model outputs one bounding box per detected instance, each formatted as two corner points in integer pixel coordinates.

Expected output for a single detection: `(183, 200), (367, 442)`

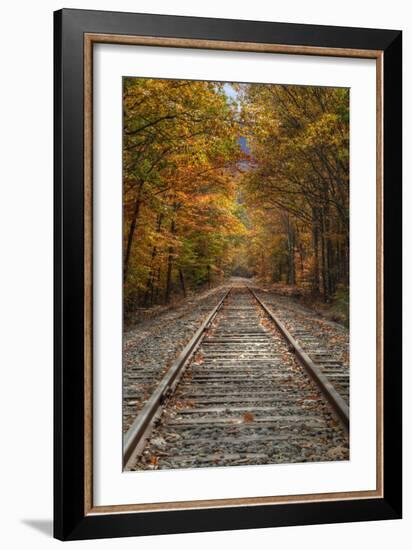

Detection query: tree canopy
(237, 84), (349, 300)
(123, 78), (349, 313)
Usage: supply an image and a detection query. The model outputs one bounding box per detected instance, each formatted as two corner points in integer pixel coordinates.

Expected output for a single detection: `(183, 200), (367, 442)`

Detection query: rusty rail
(123, 287), (232, 467)
(247, 286), (349, 432)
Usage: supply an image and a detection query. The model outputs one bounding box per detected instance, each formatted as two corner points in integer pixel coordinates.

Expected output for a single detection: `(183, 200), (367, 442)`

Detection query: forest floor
(254, 281), (349, 327)
(123, 278), (349, 434)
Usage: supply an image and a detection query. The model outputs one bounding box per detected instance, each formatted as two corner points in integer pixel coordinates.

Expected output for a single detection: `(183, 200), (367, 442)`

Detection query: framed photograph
(54, 8), (402, 540)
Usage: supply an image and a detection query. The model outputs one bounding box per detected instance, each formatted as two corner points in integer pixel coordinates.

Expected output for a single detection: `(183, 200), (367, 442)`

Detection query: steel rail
(123, 287), (232, 467)
(247, 286), (349, 432)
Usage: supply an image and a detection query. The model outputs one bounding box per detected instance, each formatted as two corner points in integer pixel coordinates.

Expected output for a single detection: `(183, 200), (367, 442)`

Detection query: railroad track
(251, 289), (350, 405)
(124, 284), (349, 471)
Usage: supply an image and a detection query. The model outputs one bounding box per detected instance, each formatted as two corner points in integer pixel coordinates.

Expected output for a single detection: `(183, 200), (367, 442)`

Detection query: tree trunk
(312, 220), (320, 294)
(286, 216), (296, 285)
(299, 248), (304, 282)
(144, 247), (157, 306)
(144, 213), (163, 306)
(343, 235), (349, 286)
(178, 268), (186, 297)
(165, 218), (176, 304)
(123, 181), (144, 283)
(324, 209), (335, 297)
(153, 267), (161, 304)
(216, 257), (223, 283)
(320, 209), (329, 302)
(278, 261), (283, 283)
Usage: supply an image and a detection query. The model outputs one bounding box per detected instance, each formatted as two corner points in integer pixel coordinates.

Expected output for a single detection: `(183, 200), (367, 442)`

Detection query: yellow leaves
(123, 78), (349, 307)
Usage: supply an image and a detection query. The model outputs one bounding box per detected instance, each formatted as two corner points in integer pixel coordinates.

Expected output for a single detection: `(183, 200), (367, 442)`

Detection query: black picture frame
(54, 8), (402, 541)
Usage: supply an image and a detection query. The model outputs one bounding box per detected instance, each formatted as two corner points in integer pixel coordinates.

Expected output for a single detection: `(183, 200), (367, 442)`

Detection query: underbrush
(256, 279), (349, 328)
(302, 286), (349, 328)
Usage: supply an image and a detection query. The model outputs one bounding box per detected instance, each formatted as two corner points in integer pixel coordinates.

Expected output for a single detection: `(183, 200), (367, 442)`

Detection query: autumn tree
(123, 78), (244, 308)
(123, 77), (350, 318)
(237, 83), (349, 301)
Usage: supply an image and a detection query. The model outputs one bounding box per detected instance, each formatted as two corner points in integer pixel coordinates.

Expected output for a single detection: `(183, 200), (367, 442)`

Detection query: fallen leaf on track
(242, 412), (255, 423)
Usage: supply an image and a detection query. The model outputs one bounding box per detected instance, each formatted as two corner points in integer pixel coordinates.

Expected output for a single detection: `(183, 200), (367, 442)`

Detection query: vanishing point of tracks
(124, 283), (349, 470)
